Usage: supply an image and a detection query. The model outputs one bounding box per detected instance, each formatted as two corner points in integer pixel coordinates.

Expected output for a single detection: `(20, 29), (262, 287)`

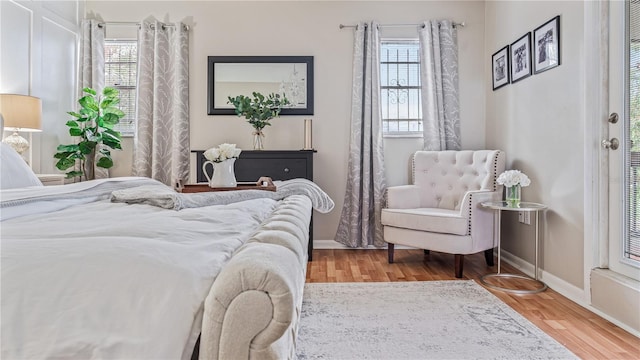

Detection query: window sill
(383, 134), (423, 139)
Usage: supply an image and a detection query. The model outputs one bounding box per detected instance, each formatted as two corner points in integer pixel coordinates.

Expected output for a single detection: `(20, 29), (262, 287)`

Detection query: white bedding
(1, 178), (280, 359)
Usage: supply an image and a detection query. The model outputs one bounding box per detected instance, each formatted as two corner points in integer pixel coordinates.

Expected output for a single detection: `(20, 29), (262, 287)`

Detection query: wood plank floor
(306, 249), (640, 360)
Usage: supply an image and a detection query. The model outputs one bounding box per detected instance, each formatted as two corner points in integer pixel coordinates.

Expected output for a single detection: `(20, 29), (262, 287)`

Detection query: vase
(505, 184), (522, 207)
(253, 129), (265, 150)
(202, 158), (237, 188)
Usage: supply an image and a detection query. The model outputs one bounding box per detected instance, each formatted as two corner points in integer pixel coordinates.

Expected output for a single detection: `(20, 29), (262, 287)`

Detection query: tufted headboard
(411, 150), (505, 210)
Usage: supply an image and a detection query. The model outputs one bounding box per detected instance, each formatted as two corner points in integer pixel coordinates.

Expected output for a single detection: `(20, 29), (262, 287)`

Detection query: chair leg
(454, 254), (464, 278)
(484, 249), (495, 267)
(388, 243), (394, 264)
(423, 249), (430, 261)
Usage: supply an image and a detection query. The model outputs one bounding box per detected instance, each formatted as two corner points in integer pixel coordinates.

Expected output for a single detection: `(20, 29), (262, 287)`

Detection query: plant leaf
(96, 156), (113, 169)
(85, 129), (101, 142)
(55, 157), (76, 171)
(79, 95), (99, 111)
(65, 170), (84, 179)
(66, 120), (79, 128)
(103, 128), (122, 140)
(68, 111), (83, 118)
(103, 137), (122, 150)
(83, 87), (97, 95)
(102, 113), (121, 126)
(78, 140), (96, 154)
(102, 87), (118, 97)
(56, 144), (79, 152)
(69, 127), (83, 136)
(104, 107), (125, 117)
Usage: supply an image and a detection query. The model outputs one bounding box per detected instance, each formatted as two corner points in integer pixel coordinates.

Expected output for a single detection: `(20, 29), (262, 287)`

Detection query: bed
(0, 142), (333, 359)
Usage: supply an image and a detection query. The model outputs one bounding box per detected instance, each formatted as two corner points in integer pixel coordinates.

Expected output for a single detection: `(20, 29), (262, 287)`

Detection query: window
(104, 40), (137, 136)
(380, 40), (422, 136)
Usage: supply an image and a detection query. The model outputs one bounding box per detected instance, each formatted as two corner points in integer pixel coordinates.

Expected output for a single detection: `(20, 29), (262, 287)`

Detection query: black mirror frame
(207, 56), (314, 116)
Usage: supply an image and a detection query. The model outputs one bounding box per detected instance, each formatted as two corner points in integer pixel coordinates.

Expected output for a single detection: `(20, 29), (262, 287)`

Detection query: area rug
(295, 281), (577, 360)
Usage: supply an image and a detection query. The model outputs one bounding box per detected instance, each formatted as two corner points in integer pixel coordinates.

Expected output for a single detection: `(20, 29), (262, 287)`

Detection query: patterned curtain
(419, 20), (461, 150)
(335, 22), (387, 248)
(79, 19), (108, 180)
(133, 20), (190, 187)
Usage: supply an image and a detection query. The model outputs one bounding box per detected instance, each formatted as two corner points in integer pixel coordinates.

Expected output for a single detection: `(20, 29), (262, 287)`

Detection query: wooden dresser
(192, 150), (316, 260)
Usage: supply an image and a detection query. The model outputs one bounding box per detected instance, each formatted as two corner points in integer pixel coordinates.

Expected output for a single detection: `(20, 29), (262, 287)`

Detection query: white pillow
(1, 142), (43, 189)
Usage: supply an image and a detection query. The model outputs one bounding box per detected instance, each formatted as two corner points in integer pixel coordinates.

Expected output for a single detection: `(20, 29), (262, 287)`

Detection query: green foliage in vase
(227, 92), (290, 131)
(54, 87), (124, 180)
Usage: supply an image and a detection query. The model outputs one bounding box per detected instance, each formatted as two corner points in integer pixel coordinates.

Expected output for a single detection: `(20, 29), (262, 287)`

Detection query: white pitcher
(202, 158), (237, 188)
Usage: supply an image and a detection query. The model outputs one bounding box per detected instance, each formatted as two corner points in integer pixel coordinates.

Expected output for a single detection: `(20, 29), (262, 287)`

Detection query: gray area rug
(296, 281), (578, 360)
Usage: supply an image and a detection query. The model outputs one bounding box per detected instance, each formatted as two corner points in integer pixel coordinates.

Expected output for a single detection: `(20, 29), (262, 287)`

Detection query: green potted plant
(227, 92), (290, 150)
(54, 87), (124, 180)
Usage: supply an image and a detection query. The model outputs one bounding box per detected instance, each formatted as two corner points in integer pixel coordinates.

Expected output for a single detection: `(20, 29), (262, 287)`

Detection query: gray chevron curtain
(419, 20), (460, 150)
(132, 19), (190, 187)
(79, 19), (109, 180)
(335, 21), (386, 248)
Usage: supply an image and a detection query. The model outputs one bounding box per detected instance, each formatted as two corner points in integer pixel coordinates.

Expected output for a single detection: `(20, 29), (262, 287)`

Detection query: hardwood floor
(306, 249), (640, 360)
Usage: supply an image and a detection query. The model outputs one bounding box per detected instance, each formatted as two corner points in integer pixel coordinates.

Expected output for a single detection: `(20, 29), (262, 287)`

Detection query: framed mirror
(208, 56), (314, 115)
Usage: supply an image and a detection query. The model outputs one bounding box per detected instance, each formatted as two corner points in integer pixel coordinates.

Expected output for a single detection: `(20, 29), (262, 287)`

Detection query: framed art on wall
(510, 33), (532, 83)
(492, 45), (510, 90)
(533, 16), (561, 74)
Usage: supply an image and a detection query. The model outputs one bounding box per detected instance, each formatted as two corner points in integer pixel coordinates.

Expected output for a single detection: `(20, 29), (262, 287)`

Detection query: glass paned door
(609, 0), (640, 280)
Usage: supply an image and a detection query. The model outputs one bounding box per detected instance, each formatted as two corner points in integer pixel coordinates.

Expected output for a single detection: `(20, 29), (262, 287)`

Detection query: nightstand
(37, 174), (66, 186)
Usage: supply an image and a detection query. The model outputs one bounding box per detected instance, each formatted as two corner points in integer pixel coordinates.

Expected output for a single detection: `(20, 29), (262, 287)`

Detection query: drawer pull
(284, 167), (290, 173)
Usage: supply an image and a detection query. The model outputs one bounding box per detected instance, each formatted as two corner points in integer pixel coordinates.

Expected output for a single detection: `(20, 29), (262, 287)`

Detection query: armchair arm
(385, 185), (421, 209)
(459, 189), (502, 253)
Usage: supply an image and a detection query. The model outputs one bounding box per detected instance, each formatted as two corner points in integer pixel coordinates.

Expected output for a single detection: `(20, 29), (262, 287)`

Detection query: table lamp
(0, 94), (42, 164)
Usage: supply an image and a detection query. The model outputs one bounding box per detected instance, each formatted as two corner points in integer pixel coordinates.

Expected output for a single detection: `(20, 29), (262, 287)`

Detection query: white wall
(485, 1), (585, 288)
(0, 0), (81, 173)
(85, 0), (487, 241)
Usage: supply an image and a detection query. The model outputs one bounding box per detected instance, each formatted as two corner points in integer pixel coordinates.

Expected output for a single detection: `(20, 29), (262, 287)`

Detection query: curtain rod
(339, 22), (465, 30)
(98, 21), (190, 31)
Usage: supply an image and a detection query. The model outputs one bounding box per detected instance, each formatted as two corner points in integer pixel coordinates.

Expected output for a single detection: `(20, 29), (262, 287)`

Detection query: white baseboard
(500, 250), (640, 338)
(313, 240), (414, 250)
(499, 250), (588, 304)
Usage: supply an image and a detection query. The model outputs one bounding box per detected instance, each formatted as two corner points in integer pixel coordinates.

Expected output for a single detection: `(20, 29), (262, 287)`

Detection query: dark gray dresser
(193, 150), (316, 260)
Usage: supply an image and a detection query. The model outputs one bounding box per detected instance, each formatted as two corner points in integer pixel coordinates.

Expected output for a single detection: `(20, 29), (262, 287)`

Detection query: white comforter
(1, 178), (280, 359)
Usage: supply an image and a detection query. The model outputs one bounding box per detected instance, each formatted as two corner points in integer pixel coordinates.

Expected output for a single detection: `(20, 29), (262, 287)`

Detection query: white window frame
(380, 39), (423, 138)
(104, 39), (137, 137)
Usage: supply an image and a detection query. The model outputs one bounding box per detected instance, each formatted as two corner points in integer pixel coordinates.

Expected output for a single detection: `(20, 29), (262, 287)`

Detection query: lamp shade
(0, 94), (42, 132)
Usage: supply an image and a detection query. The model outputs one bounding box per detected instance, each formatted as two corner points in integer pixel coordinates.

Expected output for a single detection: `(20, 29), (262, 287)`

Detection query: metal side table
(480, 201), (548, 294)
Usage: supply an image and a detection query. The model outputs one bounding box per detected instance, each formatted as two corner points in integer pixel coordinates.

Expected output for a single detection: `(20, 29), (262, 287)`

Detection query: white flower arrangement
(496, 169), (531, 188)
(203, 143), (242, 163)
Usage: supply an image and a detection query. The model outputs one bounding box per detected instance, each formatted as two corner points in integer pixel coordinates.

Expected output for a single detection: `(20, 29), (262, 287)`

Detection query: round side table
(480, 201), (548, 294)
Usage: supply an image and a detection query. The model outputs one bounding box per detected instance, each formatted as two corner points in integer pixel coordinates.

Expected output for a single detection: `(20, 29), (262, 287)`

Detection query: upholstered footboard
(199, 195), (311, 360)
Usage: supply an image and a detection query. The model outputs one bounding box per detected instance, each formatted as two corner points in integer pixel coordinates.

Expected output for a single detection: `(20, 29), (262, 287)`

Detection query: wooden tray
(180, 183), (276, 193)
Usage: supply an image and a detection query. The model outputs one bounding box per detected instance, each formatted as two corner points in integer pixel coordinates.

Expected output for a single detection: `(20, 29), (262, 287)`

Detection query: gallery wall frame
(533, 16), (561, 74)
(510, 32), (532, 83)
(492, 45), (510, 90)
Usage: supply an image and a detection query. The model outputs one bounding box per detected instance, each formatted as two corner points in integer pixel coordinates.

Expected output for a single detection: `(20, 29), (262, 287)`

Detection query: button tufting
(448, 185), (453, 190)
(431, 182), (436, 187)
(442, 171), (447, 176)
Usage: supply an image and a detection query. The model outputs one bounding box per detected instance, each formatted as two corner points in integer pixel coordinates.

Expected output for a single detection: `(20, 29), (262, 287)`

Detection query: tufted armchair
(381, 150), (506, 278)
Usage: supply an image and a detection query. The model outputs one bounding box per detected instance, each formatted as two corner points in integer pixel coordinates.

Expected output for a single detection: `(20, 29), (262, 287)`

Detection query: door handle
(602, 138), (620, 150)
(609, 113), (619, 124)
